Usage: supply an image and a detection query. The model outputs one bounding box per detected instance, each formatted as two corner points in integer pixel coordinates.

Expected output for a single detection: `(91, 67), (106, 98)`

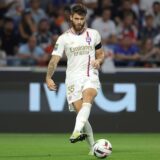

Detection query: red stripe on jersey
(86, 31), (91, 45)
(87, 55), (91, 77)
(86, 31), (89, 37)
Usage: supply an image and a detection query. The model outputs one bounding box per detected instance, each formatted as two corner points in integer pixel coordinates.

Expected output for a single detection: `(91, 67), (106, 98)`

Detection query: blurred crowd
(1, 0), (160, 69)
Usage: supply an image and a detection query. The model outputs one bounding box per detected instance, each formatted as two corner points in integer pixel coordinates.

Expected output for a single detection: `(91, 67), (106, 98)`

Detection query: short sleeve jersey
(51, 28), (101, 81)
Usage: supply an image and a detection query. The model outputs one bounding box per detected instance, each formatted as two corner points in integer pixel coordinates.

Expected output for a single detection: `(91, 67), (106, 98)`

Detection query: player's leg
(82, 88), (97, 155)
(70, 98), (95, 150)
(72, 88), (97, 133)
(83, 120), (95, 155)
(72, 99), (83, 112)
(70, 99), (88, 143)
(70, 88), (96, 143)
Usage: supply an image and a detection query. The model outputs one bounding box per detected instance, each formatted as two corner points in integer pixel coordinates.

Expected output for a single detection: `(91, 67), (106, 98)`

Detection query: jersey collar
(70, 27), (87, 35)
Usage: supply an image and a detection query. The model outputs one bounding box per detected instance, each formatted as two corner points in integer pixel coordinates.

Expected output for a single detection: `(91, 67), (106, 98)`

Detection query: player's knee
(83, 96), (95, 103)
(83, 89), (97, 103)
(82, 102), (92, 108)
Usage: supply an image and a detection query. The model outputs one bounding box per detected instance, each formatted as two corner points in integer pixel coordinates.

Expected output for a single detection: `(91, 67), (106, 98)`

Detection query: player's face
(70, 13), (86, 32)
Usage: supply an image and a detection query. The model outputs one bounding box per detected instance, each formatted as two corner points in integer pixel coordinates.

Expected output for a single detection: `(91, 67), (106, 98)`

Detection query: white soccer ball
(93, 139), (112, 159)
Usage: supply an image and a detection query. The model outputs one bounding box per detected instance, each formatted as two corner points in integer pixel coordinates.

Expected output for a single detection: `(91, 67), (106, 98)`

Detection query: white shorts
(66, 75), (100, 111)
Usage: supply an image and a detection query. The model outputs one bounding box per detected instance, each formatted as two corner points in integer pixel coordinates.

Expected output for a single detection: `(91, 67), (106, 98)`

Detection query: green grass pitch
(0, 133), (160, 160)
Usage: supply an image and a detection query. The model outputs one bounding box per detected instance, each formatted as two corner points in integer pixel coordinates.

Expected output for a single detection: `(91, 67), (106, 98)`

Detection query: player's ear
(70, 15), (73, 21)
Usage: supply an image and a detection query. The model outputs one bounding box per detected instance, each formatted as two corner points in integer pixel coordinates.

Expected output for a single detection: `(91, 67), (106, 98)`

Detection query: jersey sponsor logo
(70, 45), (94, 56)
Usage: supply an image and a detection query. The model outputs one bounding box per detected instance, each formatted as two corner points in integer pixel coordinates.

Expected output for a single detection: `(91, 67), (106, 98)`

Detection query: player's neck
(71, 27), (86, 35)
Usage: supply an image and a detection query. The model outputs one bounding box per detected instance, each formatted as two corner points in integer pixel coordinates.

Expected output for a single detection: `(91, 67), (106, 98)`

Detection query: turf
(0, 133), (159, 160)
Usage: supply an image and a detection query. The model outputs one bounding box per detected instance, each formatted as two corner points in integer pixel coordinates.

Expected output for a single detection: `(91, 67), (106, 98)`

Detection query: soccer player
(46, 4), (104, 155)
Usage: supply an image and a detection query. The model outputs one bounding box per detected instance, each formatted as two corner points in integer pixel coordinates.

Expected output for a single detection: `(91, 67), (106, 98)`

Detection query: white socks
(84, 120), (95, 151)
(73, 103), (94, 151)
(73, 103), (92, 133)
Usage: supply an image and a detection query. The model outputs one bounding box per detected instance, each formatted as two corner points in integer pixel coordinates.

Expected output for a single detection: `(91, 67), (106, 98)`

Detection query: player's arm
(91, 30), (105, 69)
(46, 34), (65, 91)
(46, 55), (61, 91)
(92, 45), (105, 69)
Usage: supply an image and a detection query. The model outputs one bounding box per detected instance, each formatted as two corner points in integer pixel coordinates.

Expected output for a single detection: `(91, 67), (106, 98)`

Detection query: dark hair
(71, 4), (87, 16)
(39, 18), (48, 24)
(64, 5), (71, 14)
(153, 1), (160, 6)
(102, 7), (111, 13)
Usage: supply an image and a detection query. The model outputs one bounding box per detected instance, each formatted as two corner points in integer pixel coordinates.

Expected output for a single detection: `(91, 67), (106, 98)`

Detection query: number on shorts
(67, 85), (75, 95)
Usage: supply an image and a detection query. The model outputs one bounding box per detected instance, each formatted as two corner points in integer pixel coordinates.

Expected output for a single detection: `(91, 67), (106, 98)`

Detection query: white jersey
(51, 28), (101, 82)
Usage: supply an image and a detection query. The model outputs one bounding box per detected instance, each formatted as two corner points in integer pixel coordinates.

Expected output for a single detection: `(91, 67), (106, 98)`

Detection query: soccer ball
(93, 139), (112, 159)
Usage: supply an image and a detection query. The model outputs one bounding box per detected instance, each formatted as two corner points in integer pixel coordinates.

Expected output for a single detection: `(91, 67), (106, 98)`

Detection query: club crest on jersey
(86, 36), (91, 45)
(86, 31), (91, 45)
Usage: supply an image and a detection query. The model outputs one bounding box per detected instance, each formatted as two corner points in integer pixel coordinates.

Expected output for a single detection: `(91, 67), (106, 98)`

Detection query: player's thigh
(72, 99), (83, 113)
(82, 88), (97, 104)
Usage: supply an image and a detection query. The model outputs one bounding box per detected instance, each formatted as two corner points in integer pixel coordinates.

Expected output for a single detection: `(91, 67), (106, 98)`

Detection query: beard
(72, 21), (85, 32)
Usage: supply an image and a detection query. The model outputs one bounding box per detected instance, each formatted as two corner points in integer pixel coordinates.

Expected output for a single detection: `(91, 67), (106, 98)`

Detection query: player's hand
(46, 78), (57, 91)
(91, 60), (101, 69)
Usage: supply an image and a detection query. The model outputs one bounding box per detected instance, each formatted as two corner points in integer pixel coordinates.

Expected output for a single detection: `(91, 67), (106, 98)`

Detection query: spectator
(5, 0), (25, 21)
(117, 13), (138, 44)
(29, 0), (47, 25)
(0, 15), (4, 32)
(45, 1), (57, 18)
(0, 0), (16, 18)
(154, 32), (160, 46)
(96, 0), (117, 18)
(91, 8), (117, 45)
(141, 38), (160, 67)
(51, 0), (75, 7)
(0, 40), (6, 66)
(50, 21), (62, 36)
(114, 35), (141, 66)
(17, 35), (48, 66)
(131, 0), (140, 18)
(150, 1), (160, 28)
(44, 1), (62, 35)
(19, 9), (37, 43)
(0, 17), (19, 56)
(60, 5), (71, 32)
(0, 0), (160, 68)
(76, 0), (98, 21)
(44, 34), (59, 55)
(101, 46), (115, 73)
(35, 18), (52, 50)
(139, 0), (160, 12)
(115, 0), (137, 25)
(54, 7), (67, 30)
(139, 13), (159, 42)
